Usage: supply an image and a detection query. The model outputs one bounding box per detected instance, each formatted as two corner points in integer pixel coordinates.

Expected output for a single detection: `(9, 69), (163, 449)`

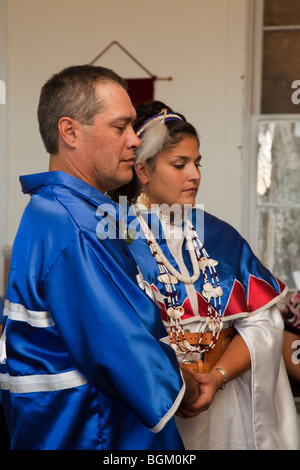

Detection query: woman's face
(136, 134), (201, 208)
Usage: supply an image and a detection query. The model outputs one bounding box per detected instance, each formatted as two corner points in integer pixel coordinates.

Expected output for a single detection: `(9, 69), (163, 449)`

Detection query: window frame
(248, 0), (300, 290)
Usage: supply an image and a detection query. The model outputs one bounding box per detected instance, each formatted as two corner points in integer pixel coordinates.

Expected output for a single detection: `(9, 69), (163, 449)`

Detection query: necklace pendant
(158, 273), (178, 284)
(202, 290), (211, 300)
(203, 282), (213, 292)
(207, 258), (218, 267)
(167, 307), (175, 318)
(167, 306), (184, 319)
(174, 306), (184, 316)
(206, 317), (223, 334)
(177, 340), (192, 352)
(214, 286), (223, 296)
(198, 258), (208, 270)
(203, 284), (223, 299)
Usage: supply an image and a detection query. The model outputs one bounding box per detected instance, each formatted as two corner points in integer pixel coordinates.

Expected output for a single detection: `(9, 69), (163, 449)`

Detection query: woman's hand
(176, 368), (222, 418)
(176, 333), (251, 419)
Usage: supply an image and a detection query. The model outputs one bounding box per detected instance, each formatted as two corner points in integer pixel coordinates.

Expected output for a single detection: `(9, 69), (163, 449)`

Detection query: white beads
(135, 208), (201, 285)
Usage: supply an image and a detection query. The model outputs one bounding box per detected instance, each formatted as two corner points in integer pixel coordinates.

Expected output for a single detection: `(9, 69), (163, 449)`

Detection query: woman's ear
(134, 162), (149, 185)
(58, 117), (80, 149)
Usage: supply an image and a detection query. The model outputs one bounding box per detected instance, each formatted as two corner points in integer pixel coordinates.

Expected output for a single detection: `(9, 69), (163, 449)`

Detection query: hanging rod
(89, 40), (172, 81)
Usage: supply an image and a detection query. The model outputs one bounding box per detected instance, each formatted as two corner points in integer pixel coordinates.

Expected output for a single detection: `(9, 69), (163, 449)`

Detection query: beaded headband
(136, 108), (183, 139)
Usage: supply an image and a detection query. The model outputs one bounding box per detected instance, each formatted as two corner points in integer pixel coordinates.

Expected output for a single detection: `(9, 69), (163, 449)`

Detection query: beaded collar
(133, 203), (224, 355)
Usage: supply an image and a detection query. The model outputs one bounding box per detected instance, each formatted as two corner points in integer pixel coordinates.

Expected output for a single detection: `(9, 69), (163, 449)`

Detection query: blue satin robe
(126, 206), (287, 326)
(0, 171), (184, 450)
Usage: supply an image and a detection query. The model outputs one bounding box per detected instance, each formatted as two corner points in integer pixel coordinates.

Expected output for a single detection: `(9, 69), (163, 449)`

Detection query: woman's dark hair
(108, 100), (199, 204)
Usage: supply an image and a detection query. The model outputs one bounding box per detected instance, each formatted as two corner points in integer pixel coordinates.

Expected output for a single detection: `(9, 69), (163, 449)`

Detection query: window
(262, 0), (300, 114)
(256, 118), (300, 288)
(251, 0), (300, 290)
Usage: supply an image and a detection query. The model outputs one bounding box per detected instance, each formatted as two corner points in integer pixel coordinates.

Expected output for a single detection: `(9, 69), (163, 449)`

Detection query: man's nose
(128, 128), (142, 149)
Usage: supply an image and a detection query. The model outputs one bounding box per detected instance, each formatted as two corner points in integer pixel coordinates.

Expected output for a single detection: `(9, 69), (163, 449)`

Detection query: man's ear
(135, 162), (149, 185)
(58, 117), (80, 148)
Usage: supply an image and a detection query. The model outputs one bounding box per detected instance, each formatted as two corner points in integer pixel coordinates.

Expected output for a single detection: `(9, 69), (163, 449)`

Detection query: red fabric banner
(126, 77), (155, 108)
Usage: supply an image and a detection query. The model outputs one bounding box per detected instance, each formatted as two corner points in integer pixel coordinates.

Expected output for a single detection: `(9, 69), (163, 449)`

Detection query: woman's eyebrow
(170, 155), (202, 161)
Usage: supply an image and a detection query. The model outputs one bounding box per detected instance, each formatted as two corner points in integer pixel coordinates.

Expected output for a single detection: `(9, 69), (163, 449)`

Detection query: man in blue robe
(0, 65), (200, 450)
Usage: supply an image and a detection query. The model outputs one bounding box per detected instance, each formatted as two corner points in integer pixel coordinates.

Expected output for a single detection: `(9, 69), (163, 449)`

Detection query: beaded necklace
(134, 205), (224, 355)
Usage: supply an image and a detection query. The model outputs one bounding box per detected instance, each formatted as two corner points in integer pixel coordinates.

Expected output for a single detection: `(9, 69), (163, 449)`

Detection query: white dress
(167, 221), (299, 450)
(176, 305), (299, 449)
(130, 207), (300, 450)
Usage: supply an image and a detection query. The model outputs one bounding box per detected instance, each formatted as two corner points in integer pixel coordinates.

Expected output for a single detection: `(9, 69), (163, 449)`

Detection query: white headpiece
(135, 109), (183, 163)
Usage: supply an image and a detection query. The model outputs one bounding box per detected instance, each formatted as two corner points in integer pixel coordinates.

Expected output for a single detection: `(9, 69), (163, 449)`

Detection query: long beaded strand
(135, 208), (223, 354)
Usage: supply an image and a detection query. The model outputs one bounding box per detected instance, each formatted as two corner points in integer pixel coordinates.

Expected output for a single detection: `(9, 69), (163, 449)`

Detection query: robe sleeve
(43, 231), (185, 432)
(234, 306), (299, 449)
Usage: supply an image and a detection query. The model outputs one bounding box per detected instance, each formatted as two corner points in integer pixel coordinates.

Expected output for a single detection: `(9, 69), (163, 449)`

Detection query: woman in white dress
(109, 100), (299, 450)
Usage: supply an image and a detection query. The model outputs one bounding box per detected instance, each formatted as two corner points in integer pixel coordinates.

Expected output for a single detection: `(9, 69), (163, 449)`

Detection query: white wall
(3, 0), (249, 251)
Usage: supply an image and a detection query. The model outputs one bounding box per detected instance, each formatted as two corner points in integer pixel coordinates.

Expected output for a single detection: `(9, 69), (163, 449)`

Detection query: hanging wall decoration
(90, 41), (172, 107)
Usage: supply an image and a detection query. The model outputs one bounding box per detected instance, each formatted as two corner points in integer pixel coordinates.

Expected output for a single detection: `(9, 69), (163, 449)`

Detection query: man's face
(79, 82), (141, 193)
